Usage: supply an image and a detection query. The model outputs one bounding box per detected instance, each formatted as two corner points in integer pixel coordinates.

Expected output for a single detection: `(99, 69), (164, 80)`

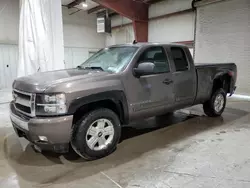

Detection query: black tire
(71, 108), (121, 160)
(203, 88), (226, 117)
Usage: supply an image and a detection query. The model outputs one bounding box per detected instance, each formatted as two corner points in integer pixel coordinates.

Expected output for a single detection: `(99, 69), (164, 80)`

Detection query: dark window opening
(171, 47), (189, 72)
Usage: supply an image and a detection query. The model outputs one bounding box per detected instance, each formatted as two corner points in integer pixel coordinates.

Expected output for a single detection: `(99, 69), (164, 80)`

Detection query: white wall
(149, 0), (193, 18)
(0, 4), (106, 88)
(111, 15), (132, 27)
(195, 0), (250, 94)
(149, 11), (194, 43)
(0, 0), (19, 89)
(62, 7), (105, 68)
(105, 14), (134, 46)
(106, 0), (194, 46)
(0, 0), (19, 44)
(106, 25), (134, 46)
(0, 44), (18, 89)
(148, 0), (194, 43)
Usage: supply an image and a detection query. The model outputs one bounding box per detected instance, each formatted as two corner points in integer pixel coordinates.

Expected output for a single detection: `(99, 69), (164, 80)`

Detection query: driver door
(126, 46), (175, 120)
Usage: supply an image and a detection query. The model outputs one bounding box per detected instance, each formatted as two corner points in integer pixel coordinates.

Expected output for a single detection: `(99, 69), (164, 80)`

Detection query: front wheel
(203, 88), (226, 117)
(71, 108), (121, 160)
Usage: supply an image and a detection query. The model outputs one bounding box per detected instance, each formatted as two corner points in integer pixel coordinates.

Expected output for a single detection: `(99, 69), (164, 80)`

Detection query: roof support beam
(93, 0), (148, 21)
(67, 0), (84, 9)
(94, 0), (149, 42)
(87, 5), (104, 14)
(133, 21), (148, 43)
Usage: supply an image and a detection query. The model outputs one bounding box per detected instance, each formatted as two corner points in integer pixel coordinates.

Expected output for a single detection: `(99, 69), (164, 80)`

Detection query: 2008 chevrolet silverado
(10, 43), (237, 160)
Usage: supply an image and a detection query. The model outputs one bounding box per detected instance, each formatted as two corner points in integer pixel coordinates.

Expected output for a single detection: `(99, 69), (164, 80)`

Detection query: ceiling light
(82, 0), (88, 8)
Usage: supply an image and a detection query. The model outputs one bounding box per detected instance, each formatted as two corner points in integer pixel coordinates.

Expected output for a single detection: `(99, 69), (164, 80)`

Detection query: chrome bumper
(10, 112), (29, 131)
(10, 102), (73, 145)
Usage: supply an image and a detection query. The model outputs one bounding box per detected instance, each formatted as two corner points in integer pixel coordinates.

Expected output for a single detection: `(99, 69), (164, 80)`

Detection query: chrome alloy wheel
(214, 93), (225, 112)
(86, 119), (115, 151)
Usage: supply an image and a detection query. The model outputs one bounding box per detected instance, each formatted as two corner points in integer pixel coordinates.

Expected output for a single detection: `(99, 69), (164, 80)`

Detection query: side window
(138, 46), (170, 74)
(171, 47), (189, 72)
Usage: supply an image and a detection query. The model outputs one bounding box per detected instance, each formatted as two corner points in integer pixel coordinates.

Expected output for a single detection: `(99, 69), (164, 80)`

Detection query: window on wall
(138, 46), (170, 74)
(171, 47), (189, 72)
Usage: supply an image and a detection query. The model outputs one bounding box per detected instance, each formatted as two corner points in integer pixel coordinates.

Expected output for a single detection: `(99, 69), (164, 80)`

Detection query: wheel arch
(213, 71), (232, 94)
(68, 91), (129, 125)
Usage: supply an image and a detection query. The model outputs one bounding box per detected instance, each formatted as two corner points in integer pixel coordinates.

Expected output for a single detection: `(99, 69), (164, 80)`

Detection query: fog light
(38, 136), (48, 142)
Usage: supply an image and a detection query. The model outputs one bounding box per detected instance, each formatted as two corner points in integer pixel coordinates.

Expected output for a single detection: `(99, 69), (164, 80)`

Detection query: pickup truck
(10, 43), (237, 160)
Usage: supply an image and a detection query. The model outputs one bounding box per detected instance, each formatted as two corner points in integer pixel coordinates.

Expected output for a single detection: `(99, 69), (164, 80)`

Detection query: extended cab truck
(10, 43), (237, 160)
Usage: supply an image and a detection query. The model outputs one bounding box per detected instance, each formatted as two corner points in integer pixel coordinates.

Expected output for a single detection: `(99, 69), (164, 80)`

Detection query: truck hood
(13, 69), (111, 93)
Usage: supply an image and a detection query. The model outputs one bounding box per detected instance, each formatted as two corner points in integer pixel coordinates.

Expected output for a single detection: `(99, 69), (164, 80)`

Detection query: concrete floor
(1, 90), (250, 188)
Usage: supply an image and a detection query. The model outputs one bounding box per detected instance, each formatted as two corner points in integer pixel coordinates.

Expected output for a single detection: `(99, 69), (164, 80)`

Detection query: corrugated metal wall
(149, 0), (193, 18)
(0, 44), (18, 89)
(195, 0), (250, 95)
(148, 11), (194, 43)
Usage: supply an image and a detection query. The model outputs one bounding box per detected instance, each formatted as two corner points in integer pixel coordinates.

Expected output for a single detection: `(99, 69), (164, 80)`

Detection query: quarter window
(171, 47), (189, 72)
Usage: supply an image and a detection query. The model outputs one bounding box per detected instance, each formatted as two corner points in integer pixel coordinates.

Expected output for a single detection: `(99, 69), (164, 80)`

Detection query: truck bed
(193, 62), (237, 105)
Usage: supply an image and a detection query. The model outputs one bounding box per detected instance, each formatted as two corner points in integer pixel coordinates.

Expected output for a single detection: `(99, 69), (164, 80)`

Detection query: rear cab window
(171, 47), (189, 72)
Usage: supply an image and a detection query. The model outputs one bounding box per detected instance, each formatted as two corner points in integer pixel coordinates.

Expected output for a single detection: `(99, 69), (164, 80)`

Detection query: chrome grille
(13, 89), (36, 117)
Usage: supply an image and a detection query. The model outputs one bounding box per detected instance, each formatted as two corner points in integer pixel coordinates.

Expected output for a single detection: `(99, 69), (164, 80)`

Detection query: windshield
(79, 46), (138, 73)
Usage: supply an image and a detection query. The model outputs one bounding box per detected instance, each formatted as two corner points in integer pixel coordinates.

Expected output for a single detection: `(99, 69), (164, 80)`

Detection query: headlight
(36, 93), (67, 115)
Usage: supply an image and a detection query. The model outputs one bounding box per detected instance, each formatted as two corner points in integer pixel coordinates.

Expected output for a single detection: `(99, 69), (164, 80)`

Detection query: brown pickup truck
(10, 42), (237, 160)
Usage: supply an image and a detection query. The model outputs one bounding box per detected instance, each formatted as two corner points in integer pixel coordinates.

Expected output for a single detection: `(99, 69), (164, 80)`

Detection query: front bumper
(10, 102), (73, 153)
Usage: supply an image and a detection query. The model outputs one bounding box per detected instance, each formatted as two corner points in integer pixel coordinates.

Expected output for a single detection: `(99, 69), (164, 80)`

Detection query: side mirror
(133, 62), (155, 77)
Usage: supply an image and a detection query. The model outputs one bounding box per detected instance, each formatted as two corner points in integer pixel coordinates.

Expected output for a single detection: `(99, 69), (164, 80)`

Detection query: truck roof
(109, 42), (188, 48)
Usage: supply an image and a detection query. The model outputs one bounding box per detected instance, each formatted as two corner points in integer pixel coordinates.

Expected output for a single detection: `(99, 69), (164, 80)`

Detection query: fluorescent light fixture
(82, 0), (88, 8)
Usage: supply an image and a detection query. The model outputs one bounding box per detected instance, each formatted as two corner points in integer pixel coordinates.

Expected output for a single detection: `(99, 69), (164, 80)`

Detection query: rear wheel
(203, 88), (226, 117)
(71, 108), (121, 160)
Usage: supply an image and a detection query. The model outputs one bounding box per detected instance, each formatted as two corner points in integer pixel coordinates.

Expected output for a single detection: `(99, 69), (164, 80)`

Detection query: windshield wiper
(77, 65), (83, 69)
(77, 65), (104, 71)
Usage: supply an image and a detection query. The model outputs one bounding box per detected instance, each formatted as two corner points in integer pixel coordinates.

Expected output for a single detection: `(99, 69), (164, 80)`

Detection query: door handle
(163, 79), (173, 85)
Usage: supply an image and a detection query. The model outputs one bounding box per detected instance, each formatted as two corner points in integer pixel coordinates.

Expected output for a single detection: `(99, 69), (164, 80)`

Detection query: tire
(71, 108), (121, 160)
(203, 88), (226, 117)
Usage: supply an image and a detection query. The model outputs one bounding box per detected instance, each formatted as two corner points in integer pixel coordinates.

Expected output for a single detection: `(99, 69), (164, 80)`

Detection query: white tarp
(18, 0), (64, 77)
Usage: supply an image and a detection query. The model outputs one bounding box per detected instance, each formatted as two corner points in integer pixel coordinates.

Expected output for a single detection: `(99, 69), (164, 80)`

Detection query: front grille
(10, 102), (31, 121)
(13, 89), (35, 117)
(15, 104), (31, 113)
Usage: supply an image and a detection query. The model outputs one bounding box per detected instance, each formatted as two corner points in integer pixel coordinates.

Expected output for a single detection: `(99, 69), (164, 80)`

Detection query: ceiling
(61, 0), (99, 10)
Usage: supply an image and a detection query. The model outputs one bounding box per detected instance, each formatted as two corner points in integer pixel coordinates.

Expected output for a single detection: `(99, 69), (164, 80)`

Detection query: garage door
(194, 0), (250, 95)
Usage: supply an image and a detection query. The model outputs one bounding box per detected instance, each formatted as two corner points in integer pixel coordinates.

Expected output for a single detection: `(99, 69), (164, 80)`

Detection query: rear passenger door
(168, 47), (196, 105)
